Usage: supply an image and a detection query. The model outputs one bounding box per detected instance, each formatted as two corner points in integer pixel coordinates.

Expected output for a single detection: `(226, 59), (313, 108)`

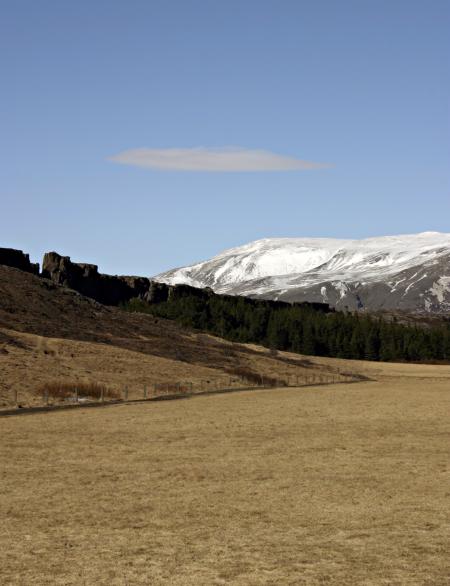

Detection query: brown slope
(0, 265), (336, 408)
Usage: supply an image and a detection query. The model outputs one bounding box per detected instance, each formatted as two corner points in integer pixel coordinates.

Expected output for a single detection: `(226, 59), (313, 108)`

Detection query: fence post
(143, 385), (147, 400)
(14, 389), (18, 406)
(100, 387), (104, 403)
(124, 385), (128, 401)
(75, 387), (78, 403)
(44, 389), (49, 405)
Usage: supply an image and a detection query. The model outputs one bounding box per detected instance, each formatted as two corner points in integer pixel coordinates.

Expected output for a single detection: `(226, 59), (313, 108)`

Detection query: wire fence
(8, 371), (363, 411)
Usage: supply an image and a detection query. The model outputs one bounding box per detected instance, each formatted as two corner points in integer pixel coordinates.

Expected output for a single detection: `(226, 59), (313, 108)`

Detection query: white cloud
(109, 146), (330, 172)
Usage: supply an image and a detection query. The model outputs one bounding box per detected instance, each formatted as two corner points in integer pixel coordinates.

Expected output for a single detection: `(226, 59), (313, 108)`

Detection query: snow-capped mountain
(155, 232), (450, 313)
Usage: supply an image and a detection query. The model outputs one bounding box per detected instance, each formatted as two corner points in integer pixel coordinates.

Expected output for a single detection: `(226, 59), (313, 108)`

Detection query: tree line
(123, 290), (450, 363)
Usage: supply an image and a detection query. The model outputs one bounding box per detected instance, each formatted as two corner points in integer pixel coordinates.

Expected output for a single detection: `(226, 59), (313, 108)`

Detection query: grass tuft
(226, 366), (286, 387)
(36, 381), (120, 400)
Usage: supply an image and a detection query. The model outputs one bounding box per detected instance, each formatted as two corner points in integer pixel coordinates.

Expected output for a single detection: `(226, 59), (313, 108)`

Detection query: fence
(8, 371), (363, 411)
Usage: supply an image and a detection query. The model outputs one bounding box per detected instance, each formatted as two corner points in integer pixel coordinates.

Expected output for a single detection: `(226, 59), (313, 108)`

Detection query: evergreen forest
(123, 288), (450, 363)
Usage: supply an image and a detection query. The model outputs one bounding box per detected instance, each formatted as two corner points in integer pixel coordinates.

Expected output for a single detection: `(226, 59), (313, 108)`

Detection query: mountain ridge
(156, 232), (450, 313)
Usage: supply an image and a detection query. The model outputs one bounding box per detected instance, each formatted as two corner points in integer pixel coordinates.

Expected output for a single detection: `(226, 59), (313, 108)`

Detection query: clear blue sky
(1, 0), (449, 275)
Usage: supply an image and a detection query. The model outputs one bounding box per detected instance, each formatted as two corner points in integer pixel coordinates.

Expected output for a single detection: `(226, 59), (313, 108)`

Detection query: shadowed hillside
(0, 265), (346, 408)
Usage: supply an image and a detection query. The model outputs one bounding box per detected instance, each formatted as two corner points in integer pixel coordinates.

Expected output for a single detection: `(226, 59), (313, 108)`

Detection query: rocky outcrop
(0, 248), (39, 275)
(158, 280), (331, 313)
(41, 252), (152, 306)
(39, 253), (226, 307)
(145, 281), (170, 304)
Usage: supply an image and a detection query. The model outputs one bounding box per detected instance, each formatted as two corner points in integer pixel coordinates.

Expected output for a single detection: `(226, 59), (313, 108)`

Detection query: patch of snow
(428, 276), (450, 303)
(332, 281), (349, 299)
(403, 273), (428, 295)
(389, 278), (406, 292)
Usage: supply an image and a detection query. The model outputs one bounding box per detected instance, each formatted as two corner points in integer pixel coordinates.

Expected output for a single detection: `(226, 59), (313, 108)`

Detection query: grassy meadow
(1, 365), (450, 585)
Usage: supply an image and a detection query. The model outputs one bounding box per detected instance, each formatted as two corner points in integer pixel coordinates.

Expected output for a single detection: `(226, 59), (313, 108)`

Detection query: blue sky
(1, 0), (449, 275)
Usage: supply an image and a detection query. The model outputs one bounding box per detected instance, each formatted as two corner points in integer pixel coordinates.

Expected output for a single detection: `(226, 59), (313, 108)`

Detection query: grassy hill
(0, 265), (350, 409)
(124, 287), (450, 363)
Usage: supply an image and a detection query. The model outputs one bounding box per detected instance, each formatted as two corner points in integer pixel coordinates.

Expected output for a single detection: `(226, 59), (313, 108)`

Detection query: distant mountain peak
(155, 232), (450, 313)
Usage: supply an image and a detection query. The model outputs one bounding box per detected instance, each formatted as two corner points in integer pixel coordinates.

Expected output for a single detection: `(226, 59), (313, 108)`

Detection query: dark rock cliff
(0, 248), (39, 275)
(41, 252), (152, 306)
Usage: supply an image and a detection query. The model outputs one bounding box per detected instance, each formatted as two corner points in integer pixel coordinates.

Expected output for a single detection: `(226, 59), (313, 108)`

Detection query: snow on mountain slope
(155, 232), (450, 313)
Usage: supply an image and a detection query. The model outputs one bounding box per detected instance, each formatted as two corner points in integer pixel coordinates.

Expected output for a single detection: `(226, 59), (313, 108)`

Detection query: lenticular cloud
(109, 147), (330, 172)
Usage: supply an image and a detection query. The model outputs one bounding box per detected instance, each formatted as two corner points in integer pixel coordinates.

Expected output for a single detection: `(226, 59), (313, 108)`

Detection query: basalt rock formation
(41, 251), (152, 306)
(40, 252), (223, 307)
(0, 248), (39, 275)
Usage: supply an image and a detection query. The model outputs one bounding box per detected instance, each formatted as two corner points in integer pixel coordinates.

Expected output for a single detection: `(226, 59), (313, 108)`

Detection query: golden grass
(36, 381), (120, 401)
(1, 371), (449, 585)
(0, 328), (354, 409)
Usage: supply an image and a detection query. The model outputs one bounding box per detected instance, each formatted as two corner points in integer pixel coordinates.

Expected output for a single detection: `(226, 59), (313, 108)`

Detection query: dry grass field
(1, 265), (450, 583)
(0, 327), (350, 408)
(1, 366), (450, 585)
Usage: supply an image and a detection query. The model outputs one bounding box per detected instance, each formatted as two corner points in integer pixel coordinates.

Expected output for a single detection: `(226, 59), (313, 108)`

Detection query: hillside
(21, 241), (446, 365)
(0, 265), (345, 409)
(124, 290), (450, 363)
(156, 232), (450, 313)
